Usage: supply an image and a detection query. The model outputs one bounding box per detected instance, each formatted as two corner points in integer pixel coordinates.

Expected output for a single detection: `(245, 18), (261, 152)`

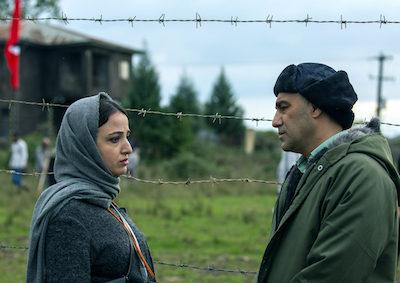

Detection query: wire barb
(304, 14), (312, 27)
(212, 113), (222, 124)
(60, 12), (69, 25)
(379, 14), (387, 28)
(231, 16), (239, 27)
(159, 14), (165, 27)
(340, 15), (347, 29)
(195, 13), (202, 28)
(94, 15), (103, 25)
(265, 14), (273, 28)
(128, 16), (136, 27)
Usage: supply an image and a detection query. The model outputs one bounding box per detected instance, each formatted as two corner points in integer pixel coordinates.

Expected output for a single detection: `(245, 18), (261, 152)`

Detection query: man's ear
(310, 104), (323, 118)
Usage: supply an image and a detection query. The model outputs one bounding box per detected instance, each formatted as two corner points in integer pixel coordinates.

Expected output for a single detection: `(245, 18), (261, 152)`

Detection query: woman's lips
(120, 159), (129, 165)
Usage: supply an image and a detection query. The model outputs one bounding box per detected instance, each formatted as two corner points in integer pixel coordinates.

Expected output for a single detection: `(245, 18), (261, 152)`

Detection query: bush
(163, 152), (221, 179)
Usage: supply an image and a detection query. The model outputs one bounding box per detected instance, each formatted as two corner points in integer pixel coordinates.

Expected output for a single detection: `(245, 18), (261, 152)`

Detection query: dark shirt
(45, 199), (155, 282)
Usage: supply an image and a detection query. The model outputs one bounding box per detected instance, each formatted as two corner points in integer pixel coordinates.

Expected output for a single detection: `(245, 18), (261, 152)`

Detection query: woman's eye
(110, 137), (120, 143)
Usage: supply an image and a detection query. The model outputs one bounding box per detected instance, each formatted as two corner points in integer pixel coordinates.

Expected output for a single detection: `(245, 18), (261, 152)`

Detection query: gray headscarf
(27, 93), (120, 283)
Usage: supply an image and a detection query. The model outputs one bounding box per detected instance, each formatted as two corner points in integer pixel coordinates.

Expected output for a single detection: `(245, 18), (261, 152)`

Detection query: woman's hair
(98, 96), (128, 127)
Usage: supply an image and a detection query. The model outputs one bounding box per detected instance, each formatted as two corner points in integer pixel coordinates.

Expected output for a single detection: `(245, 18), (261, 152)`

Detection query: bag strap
(108, 203), (156, 281)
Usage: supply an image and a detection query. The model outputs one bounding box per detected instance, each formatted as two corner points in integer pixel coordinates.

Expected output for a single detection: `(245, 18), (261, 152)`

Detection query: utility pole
(370, 53), (393, 119)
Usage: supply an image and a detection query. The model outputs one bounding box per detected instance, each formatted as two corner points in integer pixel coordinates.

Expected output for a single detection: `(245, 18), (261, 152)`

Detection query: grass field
(0, 176), (278, 283)
(2, 137), (400, 282)
(0, 144), (279, 283)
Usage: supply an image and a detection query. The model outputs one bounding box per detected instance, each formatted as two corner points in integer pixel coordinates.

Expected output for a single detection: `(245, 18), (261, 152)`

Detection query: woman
(27, 93), (156, 282)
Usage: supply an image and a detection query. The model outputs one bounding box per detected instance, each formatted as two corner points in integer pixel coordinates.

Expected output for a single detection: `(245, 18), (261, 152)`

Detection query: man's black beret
(273, 63), (358, 129)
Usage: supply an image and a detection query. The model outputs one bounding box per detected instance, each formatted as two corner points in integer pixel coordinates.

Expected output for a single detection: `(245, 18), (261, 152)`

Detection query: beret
(274, 63), (358, 129)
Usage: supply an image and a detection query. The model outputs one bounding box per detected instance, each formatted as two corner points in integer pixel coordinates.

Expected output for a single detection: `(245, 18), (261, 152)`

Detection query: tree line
(125, 51), (245, 160)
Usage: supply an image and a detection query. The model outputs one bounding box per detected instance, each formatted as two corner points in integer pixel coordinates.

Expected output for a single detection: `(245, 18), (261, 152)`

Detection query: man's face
(272, 92), (315, 155)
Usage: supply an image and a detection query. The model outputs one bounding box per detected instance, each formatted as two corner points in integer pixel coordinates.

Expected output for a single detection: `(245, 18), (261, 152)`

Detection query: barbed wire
(0, 244), (257, 276)
(125, 175), (279, 185)
(0, 14), (398, 29)
(152, 260), (257, 276)
(0, 169), (280, 185)
(1, 98), (400, 127)
(0, 99), (271, 125)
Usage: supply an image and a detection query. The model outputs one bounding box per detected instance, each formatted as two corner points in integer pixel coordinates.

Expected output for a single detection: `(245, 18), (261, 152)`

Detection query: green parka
(258, 120), (400, 283)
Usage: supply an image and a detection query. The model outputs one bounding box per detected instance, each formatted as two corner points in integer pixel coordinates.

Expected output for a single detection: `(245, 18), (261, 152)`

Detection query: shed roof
(0, 21), (141, 54)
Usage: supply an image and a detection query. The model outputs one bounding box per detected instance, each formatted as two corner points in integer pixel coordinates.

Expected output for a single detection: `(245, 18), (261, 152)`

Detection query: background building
(0, 22), (142, 141)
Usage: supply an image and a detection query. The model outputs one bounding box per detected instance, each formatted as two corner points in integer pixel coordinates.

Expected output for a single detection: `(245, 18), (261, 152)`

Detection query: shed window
(119, 60), (129, 80)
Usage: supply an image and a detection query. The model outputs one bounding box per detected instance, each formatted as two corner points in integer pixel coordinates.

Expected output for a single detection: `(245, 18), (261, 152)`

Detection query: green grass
(1, 137), (398, 282)
(0, 145), (279, 283)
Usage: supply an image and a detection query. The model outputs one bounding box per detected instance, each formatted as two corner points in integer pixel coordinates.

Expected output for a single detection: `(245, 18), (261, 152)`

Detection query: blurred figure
(127, 146), (140, 177)
(276, 151), (300, 194)
(35, 137), (51, 173)
(9, 132), (28, 189)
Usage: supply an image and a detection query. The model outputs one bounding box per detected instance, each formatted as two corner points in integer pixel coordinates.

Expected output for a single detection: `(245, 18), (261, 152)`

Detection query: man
(9, 132), (28, 189)
(257, 63), (400, 283)
(276, 151), (300, 194)
(35, 137), (51, 173)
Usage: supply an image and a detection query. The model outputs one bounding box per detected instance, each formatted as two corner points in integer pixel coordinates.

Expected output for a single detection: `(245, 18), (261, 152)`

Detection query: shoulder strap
(109, 203), (156, 281)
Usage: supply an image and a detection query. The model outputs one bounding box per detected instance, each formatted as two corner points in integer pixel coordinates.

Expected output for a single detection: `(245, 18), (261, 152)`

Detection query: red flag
(4, 0), (21, 91)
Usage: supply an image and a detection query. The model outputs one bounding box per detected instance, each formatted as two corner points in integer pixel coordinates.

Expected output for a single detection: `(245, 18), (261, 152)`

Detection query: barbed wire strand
(1, 99), (399, 127)
(0, 99), (269, 124)
(0, 244), (256, 276)
(0, 14), (399, 28)
(0, 169), (280, 185)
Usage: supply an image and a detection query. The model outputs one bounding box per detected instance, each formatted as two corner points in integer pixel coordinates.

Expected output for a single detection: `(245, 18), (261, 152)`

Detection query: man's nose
(272, 111), (282, 128)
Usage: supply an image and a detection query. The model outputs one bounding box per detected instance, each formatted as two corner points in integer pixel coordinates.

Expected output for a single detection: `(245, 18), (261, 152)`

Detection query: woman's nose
(122, 138), (133, 155)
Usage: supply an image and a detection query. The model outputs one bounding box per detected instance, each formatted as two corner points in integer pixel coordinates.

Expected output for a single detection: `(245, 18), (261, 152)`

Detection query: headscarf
(26, 92), (120, 282)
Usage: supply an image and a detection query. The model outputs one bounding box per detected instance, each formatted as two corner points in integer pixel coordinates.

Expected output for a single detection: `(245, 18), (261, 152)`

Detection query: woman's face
(96, 111), (132, 176)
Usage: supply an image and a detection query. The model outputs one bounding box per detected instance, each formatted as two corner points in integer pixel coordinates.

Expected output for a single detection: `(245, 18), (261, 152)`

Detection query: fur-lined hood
(331, 118), (381, 148)
(327, 118), (400, 203)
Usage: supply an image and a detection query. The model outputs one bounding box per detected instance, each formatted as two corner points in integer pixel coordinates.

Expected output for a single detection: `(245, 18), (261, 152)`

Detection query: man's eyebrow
(276, 100), (289, 108)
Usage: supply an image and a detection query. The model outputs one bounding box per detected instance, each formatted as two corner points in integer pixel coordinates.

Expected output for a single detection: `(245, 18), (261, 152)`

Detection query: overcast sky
(58, 0), (400, 137)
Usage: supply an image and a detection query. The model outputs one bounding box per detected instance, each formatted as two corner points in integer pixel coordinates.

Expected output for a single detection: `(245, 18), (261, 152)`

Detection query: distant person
(35, 137), (51, 173)
(257, 63), (400, 283)
(27, 93), (156, 282)
(46, 150), (56, 187)
(127, 146), (140, 177)
(276, 151), (300, 194)
(9, 132), (28, 189)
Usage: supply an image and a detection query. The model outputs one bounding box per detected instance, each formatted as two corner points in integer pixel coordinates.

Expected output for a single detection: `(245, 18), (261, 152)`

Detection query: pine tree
(205, 68), (245, 146)
(125, 51), (169, 159)
(169, 74), (200, 114)
(168, 73), (201, 155)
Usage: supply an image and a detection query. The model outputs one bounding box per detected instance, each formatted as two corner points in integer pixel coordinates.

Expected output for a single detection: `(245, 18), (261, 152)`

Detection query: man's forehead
(276, 92), (300, 103)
